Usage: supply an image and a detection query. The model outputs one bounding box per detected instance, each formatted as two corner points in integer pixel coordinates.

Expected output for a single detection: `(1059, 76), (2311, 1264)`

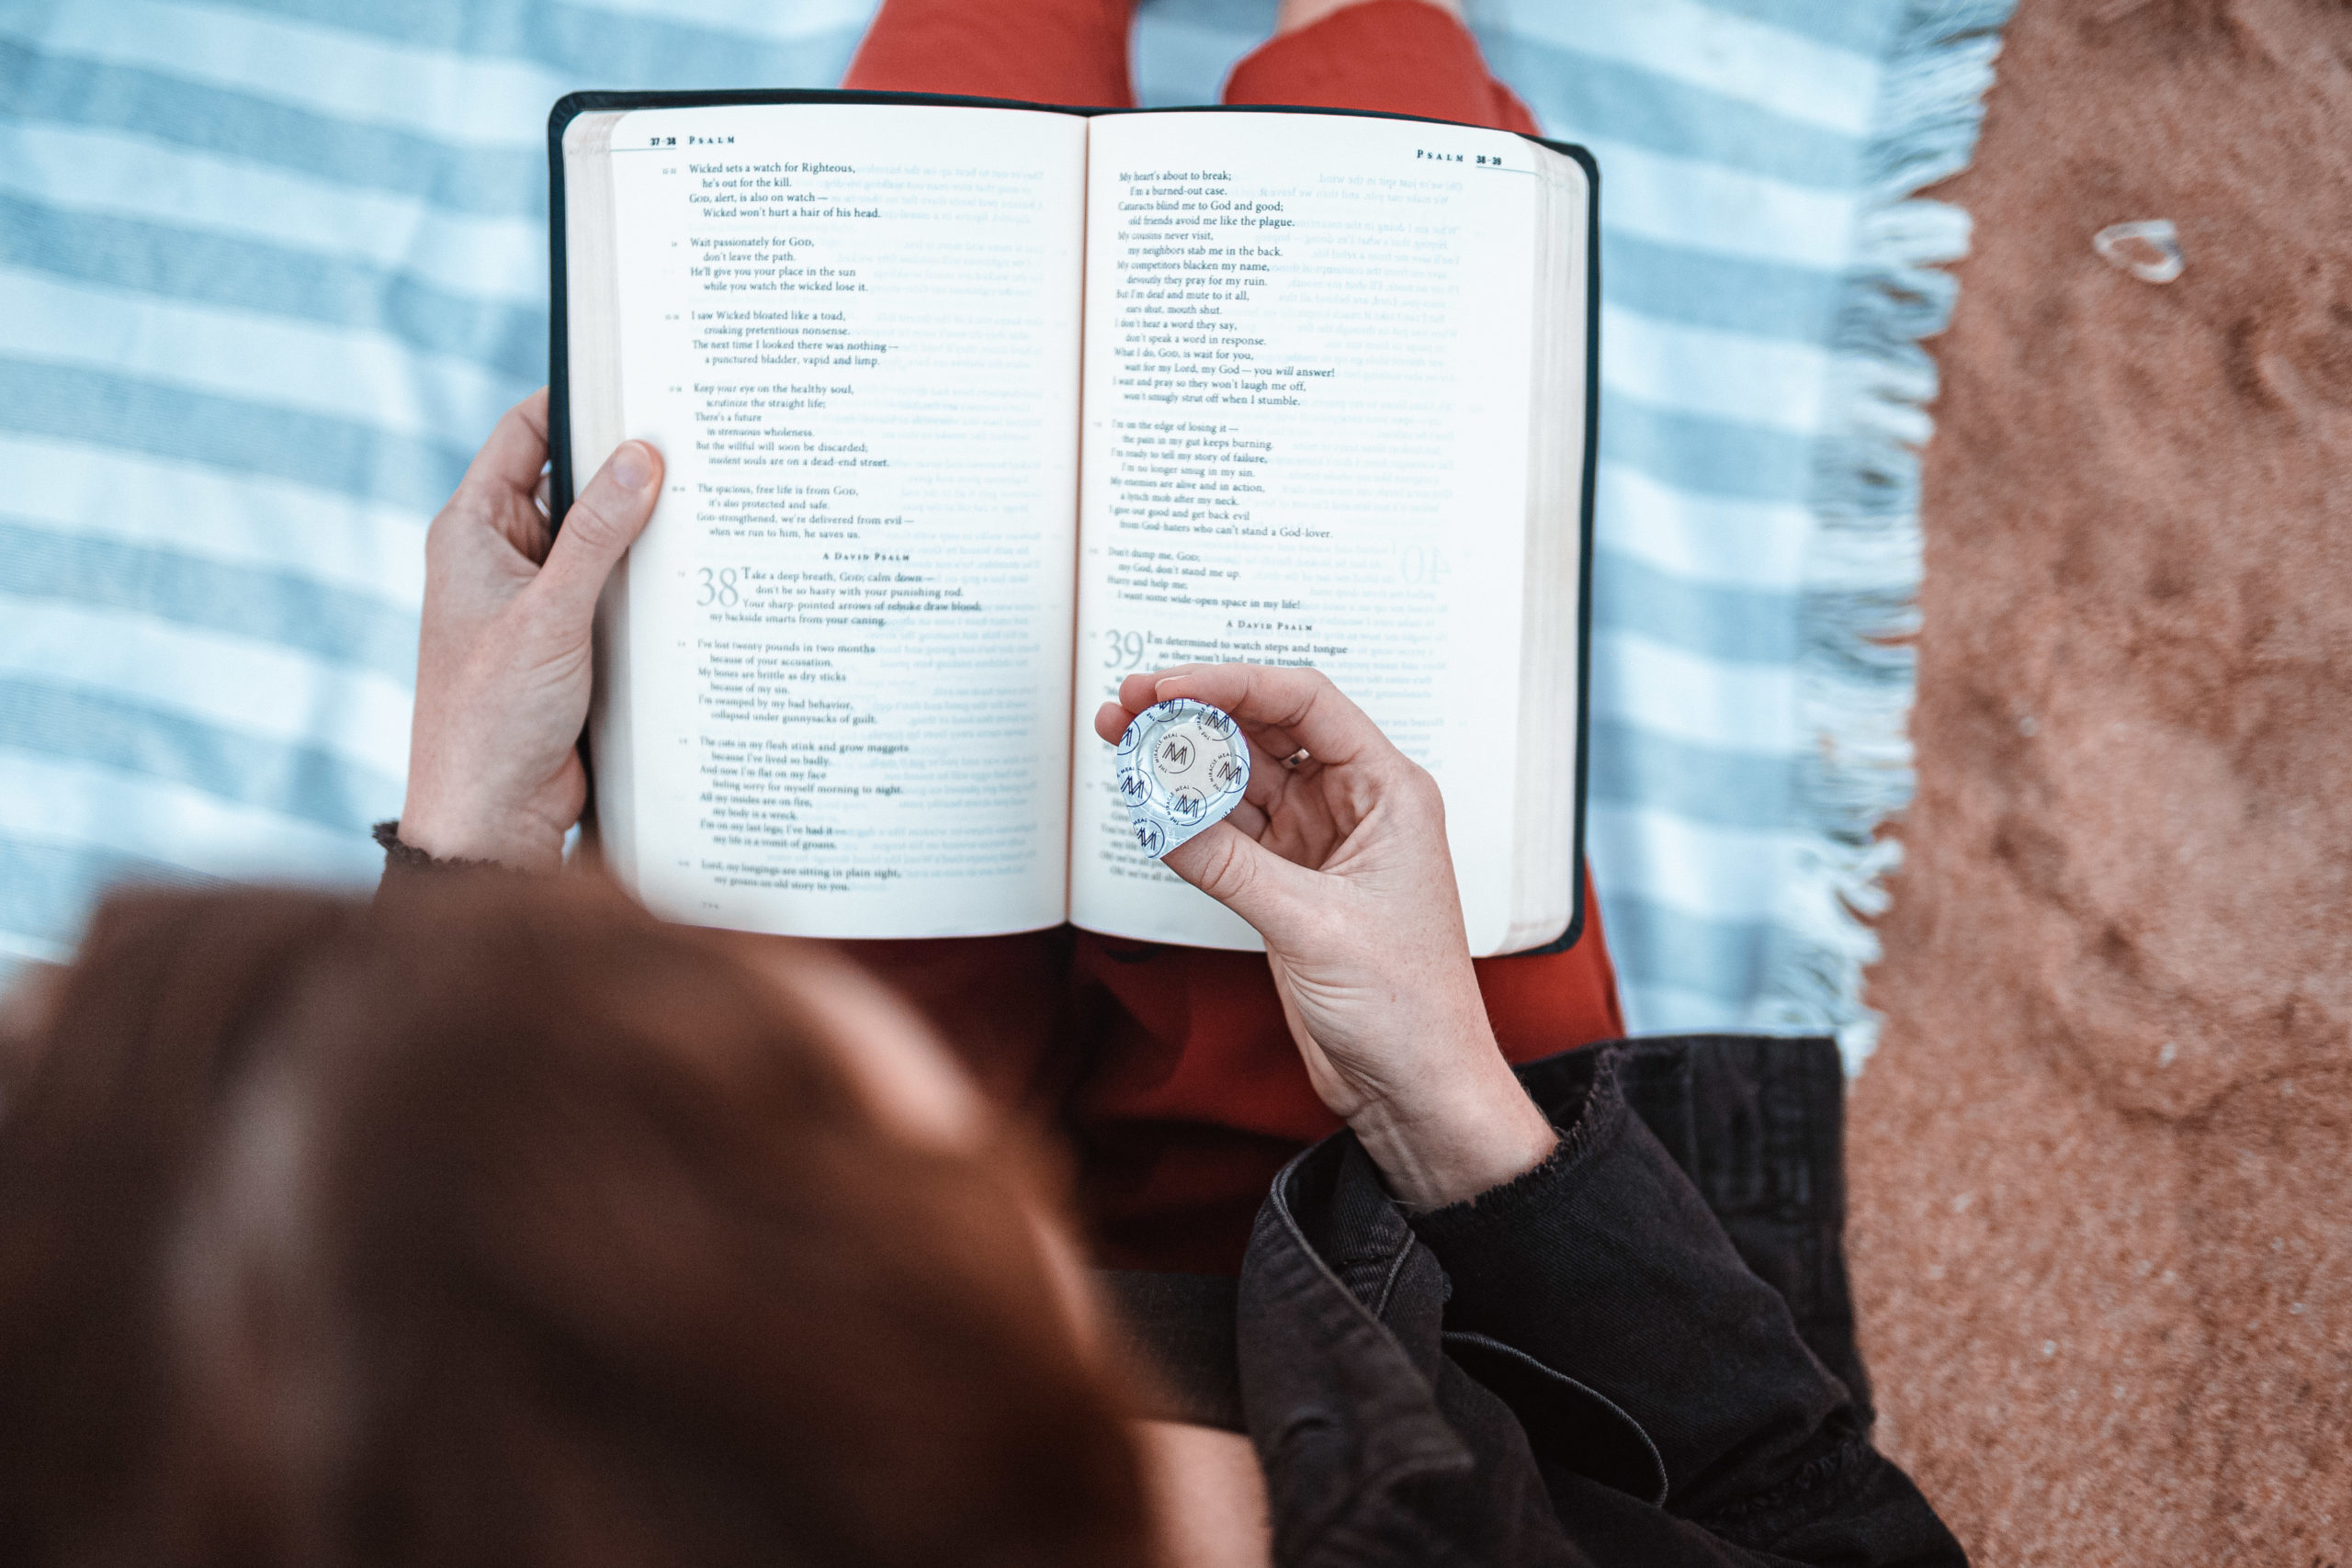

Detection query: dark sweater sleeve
(371, 821), (523, 892)
(1408, 1050), (1962, 1562)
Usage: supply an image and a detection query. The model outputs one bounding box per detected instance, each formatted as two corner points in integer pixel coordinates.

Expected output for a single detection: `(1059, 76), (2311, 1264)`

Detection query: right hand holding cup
(1093, 665), (1555, 1209)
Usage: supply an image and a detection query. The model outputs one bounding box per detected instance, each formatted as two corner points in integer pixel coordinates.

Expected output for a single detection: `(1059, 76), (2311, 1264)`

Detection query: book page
(1070, 112), (1548, 954)
(586, 104), (1087, 938)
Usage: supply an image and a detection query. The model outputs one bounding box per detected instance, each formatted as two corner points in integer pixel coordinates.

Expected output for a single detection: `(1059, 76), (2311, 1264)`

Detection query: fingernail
(611, 442), (653, 491)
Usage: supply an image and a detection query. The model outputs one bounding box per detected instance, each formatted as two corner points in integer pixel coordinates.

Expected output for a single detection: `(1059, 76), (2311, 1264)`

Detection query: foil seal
(1115, 698), (1250, 859)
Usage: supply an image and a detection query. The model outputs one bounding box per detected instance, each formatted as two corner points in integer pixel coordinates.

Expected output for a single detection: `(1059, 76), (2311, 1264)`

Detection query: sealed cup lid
(1115, 698), (1250, 859)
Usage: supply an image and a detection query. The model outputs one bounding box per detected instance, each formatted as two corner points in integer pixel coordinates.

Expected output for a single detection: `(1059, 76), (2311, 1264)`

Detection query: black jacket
(1106, 1034), (1964, 1566)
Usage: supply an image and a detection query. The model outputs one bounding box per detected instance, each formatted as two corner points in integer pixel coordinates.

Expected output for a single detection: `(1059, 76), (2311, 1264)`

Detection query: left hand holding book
(398, 392), (662, 871)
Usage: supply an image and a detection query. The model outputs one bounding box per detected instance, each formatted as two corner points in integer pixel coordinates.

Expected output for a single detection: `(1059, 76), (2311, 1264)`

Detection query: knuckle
(1197, 837), (1255, 903)
(1414, 772), (1449, 822)
(1389, 761), (1446, 818)
(424, 505), (470, 557)
(423, 508), (485, 578)
(505, 592), (560, 646)
(514, 587), (592, 652)
(560, 497), (626, 553)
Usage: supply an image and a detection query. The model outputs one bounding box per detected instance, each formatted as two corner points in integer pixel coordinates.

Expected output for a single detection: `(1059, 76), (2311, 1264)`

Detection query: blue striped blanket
(0, 0), (2009, 1062)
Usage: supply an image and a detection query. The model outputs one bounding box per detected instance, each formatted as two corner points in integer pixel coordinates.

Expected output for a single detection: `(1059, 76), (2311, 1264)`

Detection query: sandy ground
(1846, 0), (2352, 1559)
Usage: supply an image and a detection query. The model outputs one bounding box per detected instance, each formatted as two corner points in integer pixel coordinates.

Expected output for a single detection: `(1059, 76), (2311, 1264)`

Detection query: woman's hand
(399, 390), (662, 871)
(1094, 665), (1555, 1209)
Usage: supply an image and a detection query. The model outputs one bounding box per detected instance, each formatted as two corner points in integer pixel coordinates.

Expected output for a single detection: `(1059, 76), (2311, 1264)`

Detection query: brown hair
(0, 875), (1148, 1568)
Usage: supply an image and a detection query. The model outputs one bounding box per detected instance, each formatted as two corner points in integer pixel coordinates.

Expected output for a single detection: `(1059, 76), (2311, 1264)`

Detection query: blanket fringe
(1754, 0), (2015, 1073)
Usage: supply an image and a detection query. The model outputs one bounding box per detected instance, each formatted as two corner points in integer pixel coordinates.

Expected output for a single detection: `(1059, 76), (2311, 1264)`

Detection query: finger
(1161, 819), (1323, 939)
(1091, 700), (1131, 746)
(528, 440), (662, 632)
(1116, 671), (1164, 715)
(1238, 728), (1309, 807)
(1114, 669), (1309, 765)
(1102, 675), (1250, 739)
(461, 389), (552, 501)
(1227, 798), (1270, 840)
(1151, 663), (1396, 772)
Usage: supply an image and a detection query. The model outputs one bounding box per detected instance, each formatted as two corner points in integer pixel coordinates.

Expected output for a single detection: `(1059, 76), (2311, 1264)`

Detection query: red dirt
(1848, 0), (2352, 1559)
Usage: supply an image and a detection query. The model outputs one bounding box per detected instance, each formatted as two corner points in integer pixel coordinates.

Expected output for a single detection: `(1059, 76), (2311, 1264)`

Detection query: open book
(552, 90), (1598, 957)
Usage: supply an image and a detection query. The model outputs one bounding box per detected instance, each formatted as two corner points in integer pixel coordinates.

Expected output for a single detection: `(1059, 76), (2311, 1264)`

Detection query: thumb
(531, 440), (662, 630)
(1162, 821), (1324, 944)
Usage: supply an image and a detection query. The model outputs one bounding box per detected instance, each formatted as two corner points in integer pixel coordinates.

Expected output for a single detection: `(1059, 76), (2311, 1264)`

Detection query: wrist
(1347, 1051), (1558, 1212)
